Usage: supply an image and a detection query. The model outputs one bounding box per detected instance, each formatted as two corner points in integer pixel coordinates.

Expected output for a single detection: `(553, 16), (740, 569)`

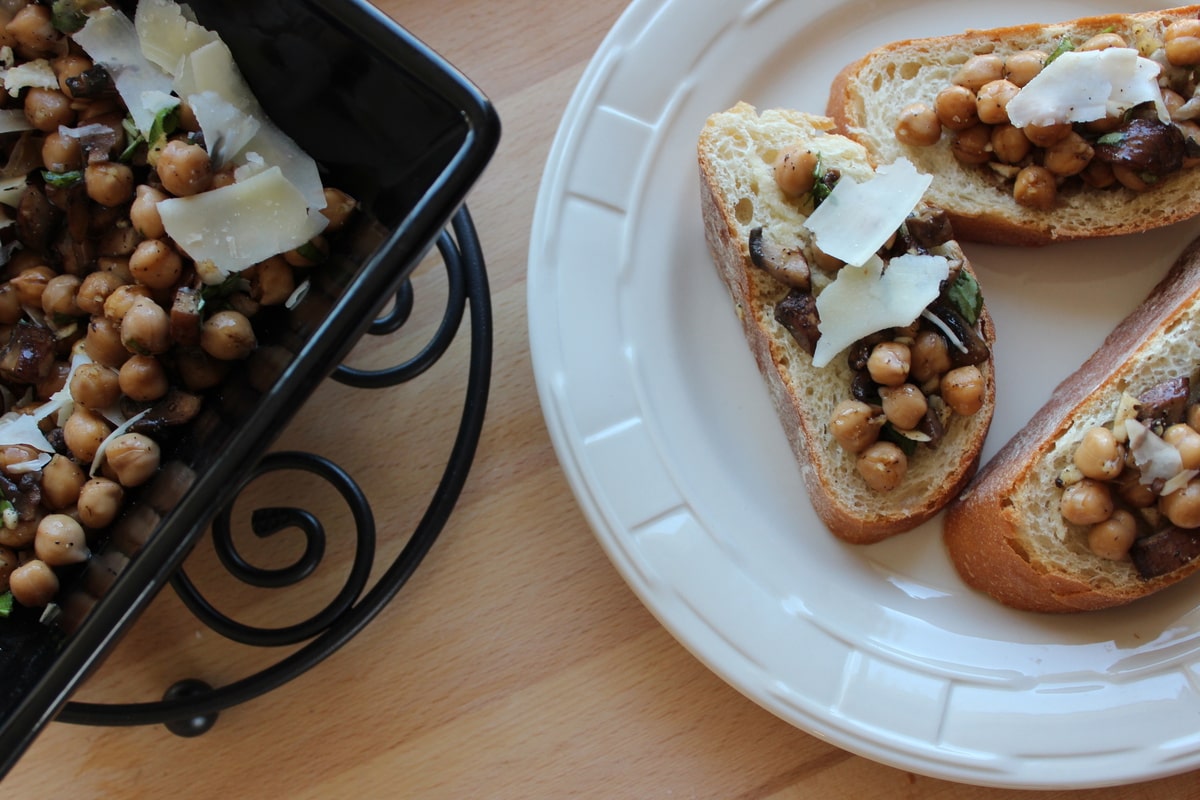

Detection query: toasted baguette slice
(828, 6), (1200, 246)
(945, 237), (1200, 612)
(698, 103), (996, 544)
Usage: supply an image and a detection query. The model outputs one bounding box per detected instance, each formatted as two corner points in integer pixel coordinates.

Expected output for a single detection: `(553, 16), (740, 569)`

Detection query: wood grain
(5, 1), (1200, 797)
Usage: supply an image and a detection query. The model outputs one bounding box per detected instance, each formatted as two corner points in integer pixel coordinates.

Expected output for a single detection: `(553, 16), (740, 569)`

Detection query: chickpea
(1013, 165), (1057, 209)
(0, 283), (20, 325)
(879, 383), (927, 430)
(201, 310), (256, 360)
(1161, 478), (1200, 529)
(857, 441), (908, 492)
(864, 341), (909, 387)
(9, 559), (58, 607)
(34, 514), (90, 567)
(1163, 88), (1188, 120)
(42, 130), (82, 173)
(103, 283), (153, 323)
(0, 514), (36, 550)
(129, 239), (182, 290)
(36, 274), (80, 321)
(156, 139), (212, 196)
(118, 354), (168, 402)
(0, 444), (42, 474)
(1043, 131), (1094, 177)
(85, 161), (135, 207)
(249, 256), (295, 306)
(10, 264), (55, 308)
(1088, 509), (1138, 561)
(935, 84), (979, 131)
(23, 88), (73, 132)
(1112, 164), (1154, 192)
(1004, 50), (1046, 87)
(104, 432), (160, 487)
(78, 477), (124, 529)
(210, 164), (237, 190)
(1118, 472), (1158, 508)
(773, 145), (818, 198)
(53, 54), (92, 98)
(284, 235), (329, 268)
(129, 184), (168, 239)
(76, 270), (126, 316)
(0, 546), (15, 594)
(1163, 424), (1200, 470)
(85, 316), (131, 368)
(1165, 19), (1200, 66)
(894, 103), (941, 147)
(69, 363), (120, 411)
(909, 330), (951, 384)
(121, 298), (172, 355)
(1081, 114), (1125, 136)
(990, 123), (1031, 165)
(41, 454), (86, 511)
(829, 399), (883, 454)
(1073, 426), (1125, 480)
(951, 124), (993, 166)
(1022, 121), (1072, 148)
(7, 4), (62, 59)
(1079, 32), (1127, 51)
(975, 79), (1019, 125)
(320, 187), (357, 233)
(941, 365), (985, 416)
(1079, 159), (1116, 189)
(953, 54), (1004, 91)
(63, 407), (111, 463)
(1060, 478), (1114, 526)
(98, 255), (134, 284)
(175, 347), (229, 391)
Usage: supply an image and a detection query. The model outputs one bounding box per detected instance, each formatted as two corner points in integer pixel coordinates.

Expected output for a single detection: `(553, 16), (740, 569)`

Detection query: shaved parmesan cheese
(175, 40), (325, 209)
(74, 8), (178, 136)
(1162, 468), (1198, 497)
(187, 90), (260, 166)
(134, 0), (219, 78)
(802, 159), (931, 267)
(0, 411), (55, 453)
(1006, 48), (1168, 128)
(158, 166), (328, 282)
(0, 175), (26, 208)
(1126, 418), (1183, 486)
(0, 108), (32, 134)
(3, 59), (58, 97)
(811, 253), (949, 368)
(7, 453), (49, 474)
(90, 409), (150, 477)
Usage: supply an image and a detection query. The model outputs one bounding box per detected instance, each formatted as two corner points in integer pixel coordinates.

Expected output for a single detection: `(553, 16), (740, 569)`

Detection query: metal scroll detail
(56, 207), (492, 733)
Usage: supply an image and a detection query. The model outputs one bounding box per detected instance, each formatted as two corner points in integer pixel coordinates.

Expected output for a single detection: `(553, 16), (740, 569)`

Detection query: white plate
(527, 0), (1200, 789)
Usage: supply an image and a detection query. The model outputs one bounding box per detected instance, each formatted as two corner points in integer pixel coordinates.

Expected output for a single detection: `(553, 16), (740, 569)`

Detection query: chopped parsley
(945, 269), (983, 327)
(0, 591), (12, 619)
(42, 169), (83, 189)
(1045, 36), (1076, 66)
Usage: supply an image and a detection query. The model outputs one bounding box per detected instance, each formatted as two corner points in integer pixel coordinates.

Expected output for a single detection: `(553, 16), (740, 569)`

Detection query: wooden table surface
(6, 1), (1200, 797)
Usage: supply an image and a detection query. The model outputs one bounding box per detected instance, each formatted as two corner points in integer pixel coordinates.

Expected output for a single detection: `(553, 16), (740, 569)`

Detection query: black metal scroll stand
(54, 206), (491, 735)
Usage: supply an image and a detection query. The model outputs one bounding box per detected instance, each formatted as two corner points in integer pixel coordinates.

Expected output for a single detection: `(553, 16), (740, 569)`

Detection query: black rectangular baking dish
(0, 0), (499, 777)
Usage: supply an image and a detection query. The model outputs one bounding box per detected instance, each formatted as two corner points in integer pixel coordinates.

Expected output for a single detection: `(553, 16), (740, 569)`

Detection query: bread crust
(945, 236), (1200, 612)
(827, 6), (1200, 246)
(698, 104), (996, 544)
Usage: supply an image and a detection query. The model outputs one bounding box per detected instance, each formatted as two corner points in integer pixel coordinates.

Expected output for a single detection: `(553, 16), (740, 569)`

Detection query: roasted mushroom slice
(749, 227), (810, 291)
(1136, 376), (1189, 432)
(773, 290), (820, 356)
(1130, 526), (1200, 579)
